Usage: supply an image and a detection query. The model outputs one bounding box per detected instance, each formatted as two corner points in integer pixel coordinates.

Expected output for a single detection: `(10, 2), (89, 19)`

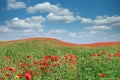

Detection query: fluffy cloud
(7, 0), (26, 10)
(80, 17), (92, 23)
(46, 13), (76, 23)
(48, 29), (67, 34)
(5, 16), (45, 30)
(27, 2), (77, 23)
(0, 16), (45, 39)
(93, 15), (120, 26)
(86, 25), (112, 30)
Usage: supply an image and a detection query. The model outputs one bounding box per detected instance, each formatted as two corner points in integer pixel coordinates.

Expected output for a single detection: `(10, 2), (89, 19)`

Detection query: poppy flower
(16, 74), (21, 78)
(33, 61), (38, 65)
(40, 61), (50, 67)
(27, 56), (31, 59)
(51, 56), (60, 62)
(9, 67), (16, 72)
(23, 70), (32, 80)
(99, 73), (105, 77)
(40, 66), (44, 70)
(43, 55), (51, 61)
(1, 77), (4, 80)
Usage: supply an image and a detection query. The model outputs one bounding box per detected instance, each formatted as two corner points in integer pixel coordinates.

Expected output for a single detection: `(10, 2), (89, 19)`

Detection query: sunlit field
(0, 38), (120, 80)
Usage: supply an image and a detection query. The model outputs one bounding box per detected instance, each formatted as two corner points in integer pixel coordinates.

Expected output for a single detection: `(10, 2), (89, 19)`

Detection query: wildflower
(43, 55), (51, 61)
(46, 69), (50, 73)
(5, 56), (10, 59)
(52, 64), (58, 67)
(90, 54), (97, 56)
(35, 72), (39, 75)
(99, 73), (105, 77)
(51, 56), (60, 62)
(23, 70), (32, 80)
(33, 61), (38, 65)
(40, 61), (50, 67)
(1, 77), (4, 80)
(5, 73), (10, 77)
(40, 66), (44, 70)
(27, 55), (31, 58)
(9, 67), (16, 72)
(16, 74), (21, 78)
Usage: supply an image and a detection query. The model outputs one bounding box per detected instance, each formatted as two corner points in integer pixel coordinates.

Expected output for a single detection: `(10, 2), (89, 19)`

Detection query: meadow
(0, 38), (120, 80)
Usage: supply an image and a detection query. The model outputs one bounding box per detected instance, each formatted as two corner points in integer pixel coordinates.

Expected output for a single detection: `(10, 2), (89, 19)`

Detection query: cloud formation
(27, 2), (77, 23)
(7, 0), (26, 10)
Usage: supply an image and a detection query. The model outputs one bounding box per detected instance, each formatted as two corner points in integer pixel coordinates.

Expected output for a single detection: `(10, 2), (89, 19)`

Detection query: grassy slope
(0, 38), (120, 80)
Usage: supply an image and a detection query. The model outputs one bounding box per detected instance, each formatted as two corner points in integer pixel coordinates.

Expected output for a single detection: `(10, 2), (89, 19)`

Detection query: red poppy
(5, 56), (10, 59)
(90, 54), (97, 56)
(0, 69), (2, 73)
(17, 74), (21, 78)
(9, 67), (16, 72)
(52, 64), (58, 67)
(46, 69), (50, 73)
(43, 55), (51, 61)
(27, 56), (31, 59)
(23, 70), (32, 80)
(5, 73), (10, 77)
(99, 73), (105, 77)
(33, 61), (38, 65)
(40, 66), (44, 70)
(1, 77), (4, 80)
(51, 56), (60, 62)
(35, 72), (39, 75)
(40, 61), (50, 67)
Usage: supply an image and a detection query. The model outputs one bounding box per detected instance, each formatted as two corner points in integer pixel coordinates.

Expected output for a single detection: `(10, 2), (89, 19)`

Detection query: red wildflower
(27, 56), (31, 59)
(33, 61), (38, 65)
(35, 72), (39, 75)
(90, 54), (97, 56)
(0, 69), (2, 73)
(87, 58), (91, 61)
(52, 64), (58, 67)
(5, 73), (10, 77)
(23, 70), (32, 80)
(5, 56), (10, 59)
(43, 55), (51, 61)
(21, 63), (26, 68)
(99, 73), (105, 77)
(40, 66), (44, 70)
(46, 69), (50, 73)
(16, 74), (21, 78)
(51, 56), (60, 62)
(1, 77), (4, 80)
(9, 67), (16, 72)
(40, 61), (50, 67)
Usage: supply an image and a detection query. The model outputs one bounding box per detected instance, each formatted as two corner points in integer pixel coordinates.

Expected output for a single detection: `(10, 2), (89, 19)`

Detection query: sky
(0, 0), (120, 44)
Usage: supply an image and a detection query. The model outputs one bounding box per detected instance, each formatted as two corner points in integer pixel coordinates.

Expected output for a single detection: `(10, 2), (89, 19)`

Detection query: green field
(0, 39), (120, 80)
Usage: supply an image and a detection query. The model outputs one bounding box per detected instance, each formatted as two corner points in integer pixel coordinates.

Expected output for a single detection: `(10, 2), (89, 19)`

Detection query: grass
(0, 38), (120, 80)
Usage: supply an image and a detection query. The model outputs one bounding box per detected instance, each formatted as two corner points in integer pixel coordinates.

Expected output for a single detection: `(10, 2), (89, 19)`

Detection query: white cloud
(27, 2), (77, 23)
(48, 29), (67, 34)
(7, 0), (26, 10)
(86, 25), (112, 30)
(69, 32), (77, 37)
(93, 15), (120, 26)
(5, 16), (45, 30)
(80, 17), (92, 23)
(46, 13), (76, 23)
(0, 16), (45, 39)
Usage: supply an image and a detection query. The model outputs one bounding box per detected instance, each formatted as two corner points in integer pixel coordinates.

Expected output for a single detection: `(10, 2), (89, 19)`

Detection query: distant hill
(0, 37), (120, 47)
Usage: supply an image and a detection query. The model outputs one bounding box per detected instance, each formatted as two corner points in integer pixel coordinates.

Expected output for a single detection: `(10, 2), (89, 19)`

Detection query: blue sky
(0, 0), (120, 43)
